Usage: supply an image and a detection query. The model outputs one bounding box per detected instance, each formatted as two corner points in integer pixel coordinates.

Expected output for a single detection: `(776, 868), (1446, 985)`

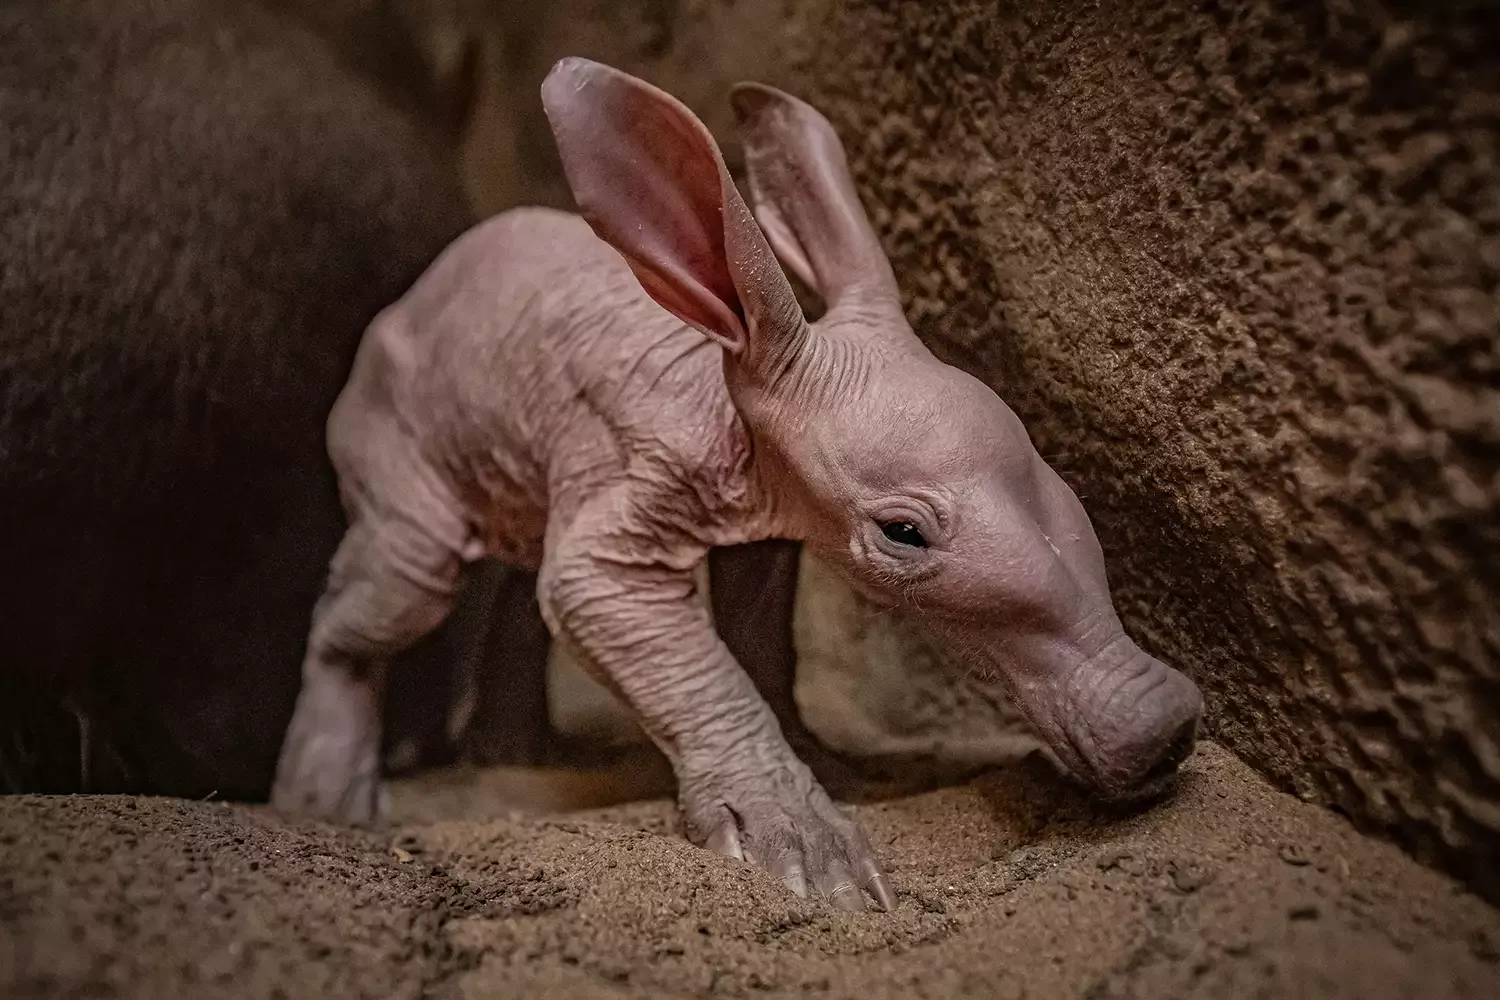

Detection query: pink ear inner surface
(542, 57), (748, 350)
(731, 81), (899, 308)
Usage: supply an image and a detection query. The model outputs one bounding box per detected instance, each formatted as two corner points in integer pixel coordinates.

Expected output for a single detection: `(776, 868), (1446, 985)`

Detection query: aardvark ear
(542, 56), (803, 370)
(730, 82), (899, 310)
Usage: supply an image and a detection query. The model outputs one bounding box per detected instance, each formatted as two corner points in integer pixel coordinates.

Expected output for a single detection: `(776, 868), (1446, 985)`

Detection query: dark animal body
(0, 0), (475, 798)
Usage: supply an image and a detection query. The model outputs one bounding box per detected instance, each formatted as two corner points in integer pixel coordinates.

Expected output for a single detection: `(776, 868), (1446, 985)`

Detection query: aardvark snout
(1061, 643), (1204, 800)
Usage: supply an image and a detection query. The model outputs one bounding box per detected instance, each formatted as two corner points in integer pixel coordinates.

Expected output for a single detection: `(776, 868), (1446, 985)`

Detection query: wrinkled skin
(272, 58), (1204, 912)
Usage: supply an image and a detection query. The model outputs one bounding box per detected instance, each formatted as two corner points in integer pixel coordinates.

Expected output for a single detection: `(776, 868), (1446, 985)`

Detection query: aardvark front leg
(539, 497), (894, 912)
(708, 539), (879, 796)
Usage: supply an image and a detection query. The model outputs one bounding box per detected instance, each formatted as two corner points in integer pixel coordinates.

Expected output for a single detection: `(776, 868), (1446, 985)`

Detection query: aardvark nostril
(1142, 717), (1198, 783)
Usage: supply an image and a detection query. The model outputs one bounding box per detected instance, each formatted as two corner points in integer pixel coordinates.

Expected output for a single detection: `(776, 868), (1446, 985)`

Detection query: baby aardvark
(272, 57), (1204, 912)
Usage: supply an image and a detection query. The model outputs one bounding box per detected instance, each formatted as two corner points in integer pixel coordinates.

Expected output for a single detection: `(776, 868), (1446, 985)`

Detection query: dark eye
(879, 520), (927, 548)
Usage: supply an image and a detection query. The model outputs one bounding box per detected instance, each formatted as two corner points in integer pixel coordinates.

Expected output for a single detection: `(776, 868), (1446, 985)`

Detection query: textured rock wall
(806, 0), (1500, 896)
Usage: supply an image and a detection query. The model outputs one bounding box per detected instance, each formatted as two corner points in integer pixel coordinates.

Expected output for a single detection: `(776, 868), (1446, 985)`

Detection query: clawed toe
(691, 777), (892, 912)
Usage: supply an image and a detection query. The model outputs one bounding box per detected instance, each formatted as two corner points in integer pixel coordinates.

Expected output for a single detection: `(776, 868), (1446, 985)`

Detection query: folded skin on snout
(270, 57), (1203, 915)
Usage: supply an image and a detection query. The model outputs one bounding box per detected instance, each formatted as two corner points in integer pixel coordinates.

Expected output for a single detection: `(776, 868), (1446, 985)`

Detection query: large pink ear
(730, 83), (900, 309)
(541, 57), (800, 362)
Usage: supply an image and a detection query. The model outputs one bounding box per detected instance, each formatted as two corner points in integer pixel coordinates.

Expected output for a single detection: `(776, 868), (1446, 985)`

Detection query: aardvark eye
(879, 521), (927, 548)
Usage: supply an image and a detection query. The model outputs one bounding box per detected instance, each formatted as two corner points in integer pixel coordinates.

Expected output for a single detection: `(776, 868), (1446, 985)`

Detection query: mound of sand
(3, 743), (1498, 999)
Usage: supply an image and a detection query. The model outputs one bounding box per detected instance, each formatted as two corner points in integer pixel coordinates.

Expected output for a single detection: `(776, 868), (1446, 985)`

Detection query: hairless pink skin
(271, 57), (1203, 913)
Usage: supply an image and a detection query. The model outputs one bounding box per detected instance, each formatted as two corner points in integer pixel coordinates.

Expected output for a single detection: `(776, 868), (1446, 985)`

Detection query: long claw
(830, 881), (866, 912)
(770, 849), (809, 898)
(706, 821), (745, 861)
(816, 860), (867, 912)
(846, 825), (894, 911)
(865, 871), (896, 912)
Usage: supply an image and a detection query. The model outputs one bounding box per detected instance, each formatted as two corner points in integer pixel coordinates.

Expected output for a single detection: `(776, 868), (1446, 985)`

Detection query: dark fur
(0, 0), (472, 798)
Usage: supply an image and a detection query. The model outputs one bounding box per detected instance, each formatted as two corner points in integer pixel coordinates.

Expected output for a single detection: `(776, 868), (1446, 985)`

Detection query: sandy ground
(3, 741), (1498, 999)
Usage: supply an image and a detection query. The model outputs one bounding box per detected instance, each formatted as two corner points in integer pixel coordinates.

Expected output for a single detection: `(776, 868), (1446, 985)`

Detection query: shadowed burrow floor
(2, 742), (1497, 1000)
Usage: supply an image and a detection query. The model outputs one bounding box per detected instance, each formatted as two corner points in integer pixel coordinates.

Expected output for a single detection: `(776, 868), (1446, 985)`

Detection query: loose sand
(3, 742), (1498, 999)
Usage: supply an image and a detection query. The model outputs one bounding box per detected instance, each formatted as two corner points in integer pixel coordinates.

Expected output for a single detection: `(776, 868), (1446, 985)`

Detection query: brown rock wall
(809, 0), (1500, 895)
